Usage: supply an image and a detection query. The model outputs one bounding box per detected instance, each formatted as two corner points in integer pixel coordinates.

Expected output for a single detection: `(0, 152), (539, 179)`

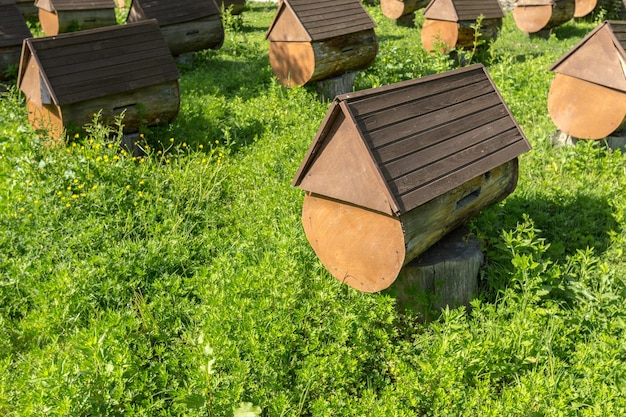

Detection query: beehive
(512, 0), (574, 34)
(548, 20), (626, 139)
(127, 0), (224, 56)
(381, 0), (430, 21)
(265, 0), (378, 87)
(293, 64), (531, 292)
(574, 0), (596, 17)
(34, 0), (117, 35)
(17, 20), (180, 139)
(0, 0), (32, 80)
(422, 0), (504, 54)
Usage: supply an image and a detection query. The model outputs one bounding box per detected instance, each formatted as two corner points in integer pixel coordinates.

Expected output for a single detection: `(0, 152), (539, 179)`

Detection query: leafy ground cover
(2, 2), (626, 416)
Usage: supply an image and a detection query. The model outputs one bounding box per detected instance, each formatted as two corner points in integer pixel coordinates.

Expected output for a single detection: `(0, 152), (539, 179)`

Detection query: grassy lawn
(2, 2), (626, 415)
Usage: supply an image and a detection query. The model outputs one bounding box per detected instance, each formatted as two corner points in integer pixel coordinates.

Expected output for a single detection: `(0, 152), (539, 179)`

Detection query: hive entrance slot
(84, 18), (97, 22)
(341, 47), (354, 54)
(455, 188), (481, 209)
(114, 104), (137, 112)
(186, 29), (200, 35)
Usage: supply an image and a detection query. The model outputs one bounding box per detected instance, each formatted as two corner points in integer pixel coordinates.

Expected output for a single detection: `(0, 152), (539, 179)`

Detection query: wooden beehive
(574, 0), (596, 17)
(127, 0), (224, 56)
(548, 20), (626, 139)
(15, 0), (38, 18)
(0, 0), (32, 80)
(381, 0), (430, 21)
(217, 0), (245, 14)
(422, 0), (504, 54)
(17, 20), (180, 140)
(265, 0), (378, 87)
(512, 0), (574, 34)
(293, 64), (531, 293)
(34, 0), (117, 36)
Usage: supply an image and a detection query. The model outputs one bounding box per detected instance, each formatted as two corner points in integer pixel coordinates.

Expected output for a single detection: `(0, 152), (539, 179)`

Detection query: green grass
(3, 2), (626, 415)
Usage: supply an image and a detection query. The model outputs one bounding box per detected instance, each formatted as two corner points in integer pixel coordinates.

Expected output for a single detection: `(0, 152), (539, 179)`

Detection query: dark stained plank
(128, 0), (220, 26)
(287, 0), (375, 40)
(24, 20), (178, 105)
(0, 2), (32, 48)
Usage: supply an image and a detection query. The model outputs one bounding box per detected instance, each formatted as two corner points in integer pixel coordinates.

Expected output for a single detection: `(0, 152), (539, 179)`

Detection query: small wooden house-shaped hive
(0, 0), (32, 80)
(17, 20), (180, 139)
(35, 0), (117, 36)
(127, 0), (224, 56)
(265, 0), (378, 87)
(421, 0), (504, 54)
(381, 0), (429, 23)
(512, 0), (575, 34)
(218, 0), (245, 15)
(293, 64), (531, 293)
(548, 20), (626, 139)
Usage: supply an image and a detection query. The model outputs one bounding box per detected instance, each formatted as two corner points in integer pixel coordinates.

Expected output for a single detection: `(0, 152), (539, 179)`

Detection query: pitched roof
(34, 0), (115, 12)
(550, 20), (626, 92)
(0, 1), (32, 48)
(515, 0), (573, 5)
(127, 0), (221, 26)
(424, 0), (504, 21)
(266, 0), (376, 42)
(293, 64), (530, 216)
(17, 20), (179, 106)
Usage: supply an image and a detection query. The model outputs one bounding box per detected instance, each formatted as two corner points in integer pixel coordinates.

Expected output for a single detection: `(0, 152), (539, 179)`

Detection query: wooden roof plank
(19, 20), (178, 106)
(293, 64), (530, 215)
(267, 0), (375, 42)
(128, 0), (220, 26)
(0, 2), (32, 48)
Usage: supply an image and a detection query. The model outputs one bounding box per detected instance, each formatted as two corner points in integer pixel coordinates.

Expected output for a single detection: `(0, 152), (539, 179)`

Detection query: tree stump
(314, 72), (356, 101)
(395, 11), (416, 27)
(551, 129), (626, 151)
(389, 227), (483, 321)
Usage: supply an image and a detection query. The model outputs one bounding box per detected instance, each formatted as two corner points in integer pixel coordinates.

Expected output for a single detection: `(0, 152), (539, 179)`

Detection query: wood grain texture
(302, 193), (405, 293)
(269, 30), (377, 86)
(38, 7), (116, 35)
(19, 20), (179, 106)
(35, 0), (115, 12)
(127, 0), (220, 26)
(266, 0), (376, 42)
(548, 73), (626, 139)
(513, 1), (574, 33)
(424, 0), (504, 21)
(421, 17), (501, 53)
(159, 15), (224, 55)
(381, 0), (429, 20)
(550, 22), (626, 93)
(574, 0), (596, 16)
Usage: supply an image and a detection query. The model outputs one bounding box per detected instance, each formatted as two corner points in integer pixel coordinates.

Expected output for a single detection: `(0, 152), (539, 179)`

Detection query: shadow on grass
(485, 192), (618, 262)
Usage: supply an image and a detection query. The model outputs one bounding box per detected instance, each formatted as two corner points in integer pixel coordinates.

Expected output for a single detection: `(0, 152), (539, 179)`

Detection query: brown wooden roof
(514, 0), (573, 5)
(17, 20), (179, 106)
(266, 0), (376, 42)
(424, 0), (504, 21)
(550, 20), (626, 93)
(127, 0), (221, 26)
(0, 1), (32, 48)
(293, 64), (530, 216)
(35, 0), (115, 12)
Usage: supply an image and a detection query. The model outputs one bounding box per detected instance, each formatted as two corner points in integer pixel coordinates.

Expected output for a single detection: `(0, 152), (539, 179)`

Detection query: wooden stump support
(314, 72), (356, 101)
(390, 227), (483, 321)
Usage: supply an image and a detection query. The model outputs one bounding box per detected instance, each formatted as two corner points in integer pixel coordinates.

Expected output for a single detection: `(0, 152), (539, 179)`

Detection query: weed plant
(2, 2), (626, 416)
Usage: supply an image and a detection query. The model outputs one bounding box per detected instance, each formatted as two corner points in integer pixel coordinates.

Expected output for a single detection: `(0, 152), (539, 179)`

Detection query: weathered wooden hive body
(513, 0), (575, 34)
(127, 0), (224, 56)
(548, 20), (626, 139)
(15, 0), (38, 18)
(421, 0), (504, 54)
(265, 0), (378, 87)
(293, 64), (531, 293)
(0, 0), (32, 80)
(218, 0), (245, 15)
(574, 0), (597, 17)
(35, 0), (117, 36)
(381, 0), (430, 20)
(17, 20), (180, 139)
